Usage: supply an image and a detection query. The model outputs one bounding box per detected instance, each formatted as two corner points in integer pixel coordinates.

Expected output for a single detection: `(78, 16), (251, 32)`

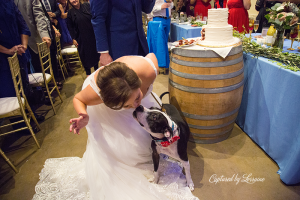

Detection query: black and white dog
(133, 104), (194, 191)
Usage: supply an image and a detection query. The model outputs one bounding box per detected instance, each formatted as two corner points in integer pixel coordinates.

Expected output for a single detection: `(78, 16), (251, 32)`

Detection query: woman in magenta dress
(194, 0), (211, 18)
(227, 0), (251, 33)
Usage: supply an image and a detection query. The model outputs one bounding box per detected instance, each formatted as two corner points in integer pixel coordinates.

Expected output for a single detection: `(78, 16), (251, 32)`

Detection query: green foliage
(191, 21), (205, 27)
(233, 30), (300, 72)
(266, 2), (300, 31)
(271, 3), (282, 11)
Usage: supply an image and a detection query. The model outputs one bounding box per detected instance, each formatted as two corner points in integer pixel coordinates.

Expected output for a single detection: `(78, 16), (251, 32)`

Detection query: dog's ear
(164, 126), (173, 138)
(149, 106), (162, 111)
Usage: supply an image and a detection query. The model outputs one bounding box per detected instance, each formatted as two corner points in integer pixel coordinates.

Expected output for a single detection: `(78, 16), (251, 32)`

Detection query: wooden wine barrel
(169, 44), (244, 144)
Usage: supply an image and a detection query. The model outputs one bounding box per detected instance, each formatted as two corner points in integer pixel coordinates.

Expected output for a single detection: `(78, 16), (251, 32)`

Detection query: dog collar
(152, 121), (180, 147)
(149, 109), (180, 147)
(171, 121), (175, 131)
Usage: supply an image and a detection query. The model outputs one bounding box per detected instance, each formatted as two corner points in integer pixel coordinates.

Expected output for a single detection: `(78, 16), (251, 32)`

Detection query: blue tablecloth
(170, 23), (202, 42)
(236, 48), (300, 184)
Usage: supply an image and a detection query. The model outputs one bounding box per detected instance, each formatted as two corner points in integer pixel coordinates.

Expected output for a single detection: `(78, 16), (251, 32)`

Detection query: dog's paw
(149, 176), (159, 184)
(148, 176), (155, 182)
(149, 172), (159, 184)
(153, 176), (159, 184)
(188, 182), (194, 191)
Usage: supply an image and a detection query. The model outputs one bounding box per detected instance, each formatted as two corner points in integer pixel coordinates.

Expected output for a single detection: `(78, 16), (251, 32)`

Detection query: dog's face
(133, 105), (173, 139)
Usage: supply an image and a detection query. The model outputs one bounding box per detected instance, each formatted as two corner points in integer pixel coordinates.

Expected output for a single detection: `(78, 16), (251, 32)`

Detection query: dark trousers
(28, 45), (60, 81)
(85, 63), (99, 75)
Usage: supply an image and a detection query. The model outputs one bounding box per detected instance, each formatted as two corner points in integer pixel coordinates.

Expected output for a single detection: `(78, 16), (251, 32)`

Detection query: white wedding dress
(33, 57), (199, 200)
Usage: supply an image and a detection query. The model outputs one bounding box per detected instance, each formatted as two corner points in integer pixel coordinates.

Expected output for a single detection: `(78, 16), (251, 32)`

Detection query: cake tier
(203, 25), (233, 42)
(207, 8), (229, 27)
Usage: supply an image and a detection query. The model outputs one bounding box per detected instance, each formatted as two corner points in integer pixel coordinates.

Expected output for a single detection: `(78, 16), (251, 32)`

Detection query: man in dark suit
(40, 0), (61, 19)
(90, 0), (155, 66)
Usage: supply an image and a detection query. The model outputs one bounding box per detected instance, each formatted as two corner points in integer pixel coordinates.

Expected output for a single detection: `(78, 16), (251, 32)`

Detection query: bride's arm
(73, 85), (103, 114)
(70, 85), (103, 134)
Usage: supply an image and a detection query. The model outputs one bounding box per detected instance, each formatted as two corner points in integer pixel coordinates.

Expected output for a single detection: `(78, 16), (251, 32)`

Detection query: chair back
(36, 41), (64, 114)
(56, 36), (62, 56)
(55, 36), (68, 81)
(7, 53), (27, 106)
(37, 42), (53, 83)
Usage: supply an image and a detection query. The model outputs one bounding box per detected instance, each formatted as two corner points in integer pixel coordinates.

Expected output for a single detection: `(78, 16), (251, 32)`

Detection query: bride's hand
(69, 113), (89, 134)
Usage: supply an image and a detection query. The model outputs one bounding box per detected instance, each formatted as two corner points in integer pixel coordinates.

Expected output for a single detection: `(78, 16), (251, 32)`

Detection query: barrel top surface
(171, 43), (242, 58)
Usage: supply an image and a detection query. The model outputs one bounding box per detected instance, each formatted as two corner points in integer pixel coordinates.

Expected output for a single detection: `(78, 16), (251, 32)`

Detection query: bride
(33, 53), (198, 200)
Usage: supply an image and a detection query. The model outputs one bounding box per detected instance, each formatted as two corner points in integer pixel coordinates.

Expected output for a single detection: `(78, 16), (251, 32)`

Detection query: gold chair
(28, 42), (63, 115)
(55, 37), (68, 81)
(0, 53), (41, 173)
(61, 44), (84, 71)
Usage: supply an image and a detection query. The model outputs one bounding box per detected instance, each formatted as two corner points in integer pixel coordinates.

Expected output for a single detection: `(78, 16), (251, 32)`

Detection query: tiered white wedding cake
(199, 8), (239, 47)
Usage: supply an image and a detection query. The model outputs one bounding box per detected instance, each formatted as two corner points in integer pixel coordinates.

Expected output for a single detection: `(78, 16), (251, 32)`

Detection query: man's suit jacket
(14, 0), (49, 53)
(90, 0), (155, 60)
(41, 0), (61, 18)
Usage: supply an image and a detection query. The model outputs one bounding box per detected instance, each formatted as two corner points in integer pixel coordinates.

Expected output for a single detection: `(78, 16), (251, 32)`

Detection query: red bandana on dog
(160, 135), (180, 147)
(153, 121), (180, 147)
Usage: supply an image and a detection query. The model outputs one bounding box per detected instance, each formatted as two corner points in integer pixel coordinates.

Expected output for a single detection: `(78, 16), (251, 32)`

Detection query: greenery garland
(190, 21), (205, 27)
(233, 31), (300, 72)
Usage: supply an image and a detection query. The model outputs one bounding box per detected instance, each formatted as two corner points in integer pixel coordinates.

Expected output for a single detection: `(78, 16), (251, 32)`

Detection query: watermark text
(209, 173), (265, 185)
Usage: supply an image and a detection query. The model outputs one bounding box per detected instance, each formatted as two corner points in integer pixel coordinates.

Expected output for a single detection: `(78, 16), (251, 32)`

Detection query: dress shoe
(35, 114), (45, 122)
(45, 96), (56, 105)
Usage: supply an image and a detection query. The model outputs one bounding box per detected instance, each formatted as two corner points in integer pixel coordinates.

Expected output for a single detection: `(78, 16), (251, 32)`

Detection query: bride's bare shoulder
(145, 53), (159, 71)
(117, 55), (158, 77)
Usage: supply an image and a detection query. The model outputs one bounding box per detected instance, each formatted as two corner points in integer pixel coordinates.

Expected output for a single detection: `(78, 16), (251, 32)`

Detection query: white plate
(194, 20), (207, 24)
(178, 22), (190, 25)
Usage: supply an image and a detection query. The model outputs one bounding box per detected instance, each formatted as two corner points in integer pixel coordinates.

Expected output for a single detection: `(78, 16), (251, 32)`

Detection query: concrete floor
(0, 66), (300, 200)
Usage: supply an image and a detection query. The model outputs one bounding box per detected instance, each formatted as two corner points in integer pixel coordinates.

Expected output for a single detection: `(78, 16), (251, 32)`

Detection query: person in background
(40, 0), (61, 20)
(227, 0), (251, 33)
(215, 0), (227, 8)
(15, 0), (62, 87)
(14, 0), (51, 72)
(186, 0), (196, 17)
(0, 0), (46, 124)
(67, 0), (99, 76)
(255, 0), (272, 33)
(14, 0), (55, 120)
(176, 0), (186, 16)
(89, 0), (155, 67)
(57, 0), (72, 46)
(194, 0), (211, 19)
(38, 0), (64, 87)
(0, 0), (31, 99)
(151, 0), (173, 68)
(40, 0), (62, 36)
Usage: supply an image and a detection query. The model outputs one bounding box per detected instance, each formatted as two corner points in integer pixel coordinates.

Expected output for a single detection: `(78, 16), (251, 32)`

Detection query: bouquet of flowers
(265, 2), (300, 30)
(265, 2), (300, 48)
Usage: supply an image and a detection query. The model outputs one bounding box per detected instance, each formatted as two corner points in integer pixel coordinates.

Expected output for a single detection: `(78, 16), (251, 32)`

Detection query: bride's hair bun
(96, 62), (141, 110)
